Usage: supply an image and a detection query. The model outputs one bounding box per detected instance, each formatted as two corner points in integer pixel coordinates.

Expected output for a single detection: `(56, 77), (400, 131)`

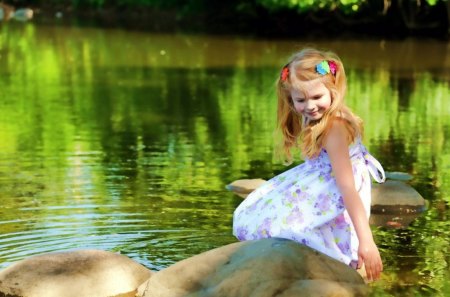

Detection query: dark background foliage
(2, 0), (449, 38)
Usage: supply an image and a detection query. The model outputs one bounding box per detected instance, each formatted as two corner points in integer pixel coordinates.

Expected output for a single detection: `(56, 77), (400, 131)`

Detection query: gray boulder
(0, 249), (152, 297)
(371, 180), (426, 213)
(370, 180), (426, 228)
(138, 238), (367, 297)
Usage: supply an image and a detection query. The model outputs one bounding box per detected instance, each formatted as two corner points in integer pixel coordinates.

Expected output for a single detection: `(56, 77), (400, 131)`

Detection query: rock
(385, 171), (413, 181)
(12, 8), (33, 22)
(138, 238), (367, 297)
(369, 180), (426, 228)
(0, 250), (152, 297)
(369, 213), (421, 229)
(371, 180), (426, 214)
(225, 178), (266, 198)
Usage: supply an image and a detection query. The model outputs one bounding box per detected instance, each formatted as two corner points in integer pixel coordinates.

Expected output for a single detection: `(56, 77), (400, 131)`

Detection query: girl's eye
(296, 99), (305, 103)
(313, 95), (322, 100)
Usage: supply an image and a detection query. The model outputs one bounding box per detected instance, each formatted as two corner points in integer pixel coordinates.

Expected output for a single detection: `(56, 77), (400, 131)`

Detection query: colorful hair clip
(316, 60), (337, 76)
(280, 66), (289, 81)
(328, 61), (337, 75)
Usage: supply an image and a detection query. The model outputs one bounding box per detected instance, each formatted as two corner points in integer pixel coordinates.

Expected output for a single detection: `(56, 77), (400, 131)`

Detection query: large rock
(371, 180), (426, 213)
(0, 250), (152, 297)
(138, 238), (368, 297)
(369, 180), (426, 228)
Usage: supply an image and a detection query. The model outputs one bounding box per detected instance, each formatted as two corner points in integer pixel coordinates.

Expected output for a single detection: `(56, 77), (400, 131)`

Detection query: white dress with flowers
(232, 139), (385, 265)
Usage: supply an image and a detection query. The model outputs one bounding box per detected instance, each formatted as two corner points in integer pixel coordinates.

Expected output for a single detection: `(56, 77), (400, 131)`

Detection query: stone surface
(371, 180), (426, 213)
(385, 171), (413, 181)
(138, 238), (368, 297)
(225, 178), (266, 198)
(369, 213), (420, 229)
(0, 250), (152, 297)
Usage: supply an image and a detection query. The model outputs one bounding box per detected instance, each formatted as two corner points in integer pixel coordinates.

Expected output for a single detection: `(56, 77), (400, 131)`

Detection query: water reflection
(0, 22), (449, 295)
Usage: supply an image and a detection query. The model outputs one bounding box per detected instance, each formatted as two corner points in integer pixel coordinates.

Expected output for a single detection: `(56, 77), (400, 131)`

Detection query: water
(0, 22), (449, 296)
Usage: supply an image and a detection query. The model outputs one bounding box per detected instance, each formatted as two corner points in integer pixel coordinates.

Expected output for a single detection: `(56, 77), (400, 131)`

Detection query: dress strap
(363, 151), (386, 183)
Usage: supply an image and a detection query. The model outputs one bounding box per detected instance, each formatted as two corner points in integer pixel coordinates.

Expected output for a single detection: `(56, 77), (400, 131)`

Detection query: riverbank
(4, 1), (449, 39)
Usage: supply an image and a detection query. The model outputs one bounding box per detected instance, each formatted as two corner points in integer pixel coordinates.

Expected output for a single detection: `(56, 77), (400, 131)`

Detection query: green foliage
(425, 0), (439, 5)
(255, 0), (444, 15)
(257, 0), (361, 12)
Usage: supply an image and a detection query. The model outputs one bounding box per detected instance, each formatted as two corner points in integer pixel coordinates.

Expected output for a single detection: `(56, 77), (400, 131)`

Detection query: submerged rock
(0, 250), (152, 297)
(369, 180), (426, 228)
(138, 238), (368, 297)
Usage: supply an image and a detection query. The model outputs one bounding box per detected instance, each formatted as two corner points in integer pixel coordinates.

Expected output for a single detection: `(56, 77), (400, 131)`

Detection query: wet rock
(369, 180), (426, 228)
(225, 178), (266, 198)
(385, 171), (413, 181)
(138, 238), (367, 297)
(369, 213), (421, 229)
(0, 250), (152, 297)
(12, 8), (33, 22)
(371, 180), (426, 213)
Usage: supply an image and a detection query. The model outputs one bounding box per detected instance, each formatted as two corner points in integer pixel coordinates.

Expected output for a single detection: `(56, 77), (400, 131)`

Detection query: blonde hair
(276, 48), (363, 163)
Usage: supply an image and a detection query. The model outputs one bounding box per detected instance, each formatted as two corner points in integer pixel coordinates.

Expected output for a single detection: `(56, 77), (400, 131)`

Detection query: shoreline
(4, 3), (449, 40)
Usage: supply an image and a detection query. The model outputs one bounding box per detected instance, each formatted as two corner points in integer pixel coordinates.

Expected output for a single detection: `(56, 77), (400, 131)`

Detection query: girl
(232, 48), (385, 281)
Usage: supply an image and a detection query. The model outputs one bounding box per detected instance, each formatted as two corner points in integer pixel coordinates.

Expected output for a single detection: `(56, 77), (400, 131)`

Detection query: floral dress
(232, 139), (385, 265)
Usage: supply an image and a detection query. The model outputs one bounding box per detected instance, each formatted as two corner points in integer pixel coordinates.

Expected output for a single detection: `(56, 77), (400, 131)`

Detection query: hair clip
(280, 66), (289, 81)
(316, 60), (337, 76)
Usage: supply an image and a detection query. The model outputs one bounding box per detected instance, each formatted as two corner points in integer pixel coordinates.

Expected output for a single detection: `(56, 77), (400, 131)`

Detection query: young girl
(232, 48), (385, 281)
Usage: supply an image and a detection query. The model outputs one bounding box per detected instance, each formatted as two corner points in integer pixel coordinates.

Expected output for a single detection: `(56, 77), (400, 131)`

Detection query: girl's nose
(305, 100), (315, 111)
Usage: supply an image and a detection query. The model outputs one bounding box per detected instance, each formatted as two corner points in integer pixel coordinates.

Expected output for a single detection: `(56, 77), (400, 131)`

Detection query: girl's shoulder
(325, 116), (361, 149)
(330, 111), (362, 140)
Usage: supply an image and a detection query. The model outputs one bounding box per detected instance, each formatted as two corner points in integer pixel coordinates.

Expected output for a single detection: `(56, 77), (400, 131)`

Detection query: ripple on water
(0, 205), (234, 271)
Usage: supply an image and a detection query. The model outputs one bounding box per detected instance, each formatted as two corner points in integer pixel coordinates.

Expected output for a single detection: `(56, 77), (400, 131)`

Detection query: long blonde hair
(276, 48), (363, 163)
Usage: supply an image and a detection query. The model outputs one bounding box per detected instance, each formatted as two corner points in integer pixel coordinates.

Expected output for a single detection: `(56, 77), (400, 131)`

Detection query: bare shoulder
(324, 118), (351, 151)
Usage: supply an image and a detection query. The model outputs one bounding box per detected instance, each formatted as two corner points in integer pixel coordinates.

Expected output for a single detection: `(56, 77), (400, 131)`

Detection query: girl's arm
(324, 121), (383, 281)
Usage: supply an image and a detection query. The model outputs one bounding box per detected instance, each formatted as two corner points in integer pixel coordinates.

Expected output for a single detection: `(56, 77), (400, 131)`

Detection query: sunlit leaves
(258, 0), (361, 12)
(425, 0), (439, 5)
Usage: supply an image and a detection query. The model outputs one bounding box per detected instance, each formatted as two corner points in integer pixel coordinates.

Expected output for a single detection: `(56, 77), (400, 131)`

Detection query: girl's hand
(358, 239), (383, 281)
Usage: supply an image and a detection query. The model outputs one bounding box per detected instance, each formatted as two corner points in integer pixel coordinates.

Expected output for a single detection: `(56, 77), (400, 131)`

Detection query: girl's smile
(290, 79), (332, 122)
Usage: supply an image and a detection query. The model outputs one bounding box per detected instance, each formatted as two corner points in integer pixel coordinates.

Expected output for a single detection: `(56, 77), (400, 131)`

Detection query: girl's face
(290, 79), (332, 122)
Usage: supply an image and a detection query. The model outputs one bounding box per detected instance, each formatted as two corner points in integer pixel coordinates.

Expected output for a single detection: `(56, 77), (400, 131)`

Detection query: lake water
(0, 22), (449, 296)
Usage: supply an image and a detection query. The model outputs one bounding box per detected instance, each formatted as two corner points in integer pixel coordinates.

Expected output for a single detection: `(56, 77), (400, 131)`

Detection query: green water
(0, 22), (449, 296)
